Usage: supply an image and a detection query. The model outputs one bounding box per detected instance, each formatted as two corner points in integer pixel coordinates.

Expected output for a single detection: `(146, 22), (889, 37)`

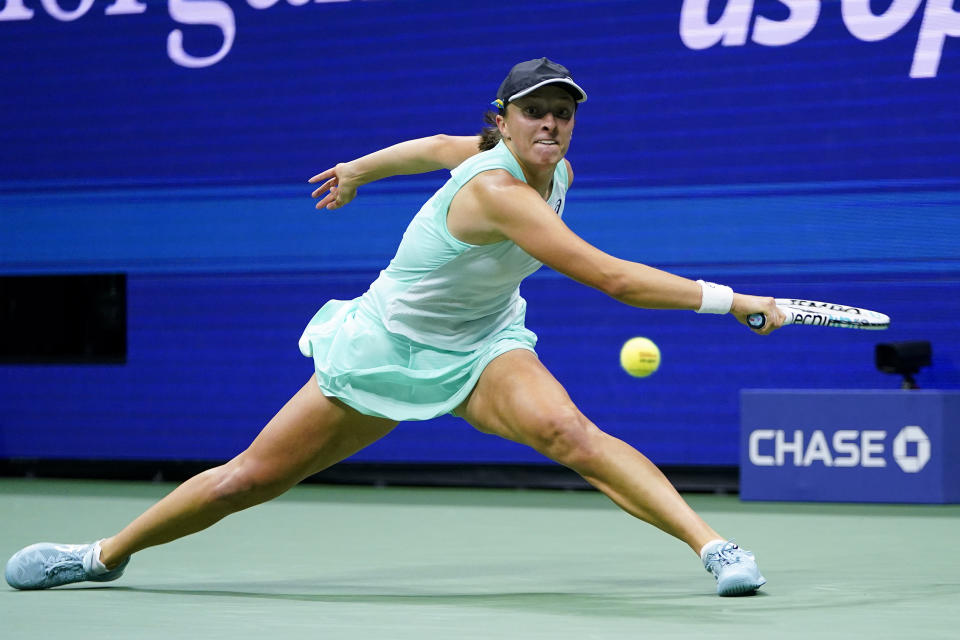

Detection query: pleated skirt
(298, 298), (537, 421)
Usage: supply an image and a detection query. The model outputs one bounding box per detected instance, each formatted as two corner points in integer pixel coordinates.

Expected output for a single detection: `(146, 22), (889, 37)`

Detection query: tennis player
(6, 58), (783, 596)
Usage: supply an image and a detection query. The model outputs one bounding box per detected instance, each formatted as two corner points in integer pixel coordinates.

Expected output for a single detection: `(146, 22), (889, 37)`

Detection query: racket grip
(747, 313), (766, 329)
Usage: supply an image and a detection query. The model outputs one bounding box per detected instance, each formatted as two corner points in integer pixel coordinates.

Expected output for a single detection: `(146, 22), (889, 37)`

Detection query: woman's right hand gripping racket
(748, 299), (890, 330)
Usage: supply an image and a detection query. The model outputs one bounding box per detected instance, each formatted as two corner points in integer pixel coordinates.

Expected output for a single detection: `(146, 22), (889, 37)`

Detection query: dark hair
(478, 109), (502, 151)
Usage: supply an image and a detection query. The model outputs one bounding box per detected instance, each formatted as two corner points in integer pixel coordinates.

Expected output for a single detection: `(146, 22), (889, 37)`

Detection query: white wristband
(696, 280), (734, 314)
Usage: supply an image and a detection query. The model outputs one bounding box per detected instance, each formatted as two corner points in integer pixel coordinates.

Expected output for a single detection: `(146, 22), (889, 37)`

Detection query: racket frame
(748, 299), (890, 330)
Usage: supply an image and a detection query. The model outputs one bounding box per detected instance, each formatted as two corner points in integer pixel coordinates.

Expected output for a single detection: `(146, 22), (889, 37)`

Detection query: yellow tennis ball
(619, 337), (661, 378)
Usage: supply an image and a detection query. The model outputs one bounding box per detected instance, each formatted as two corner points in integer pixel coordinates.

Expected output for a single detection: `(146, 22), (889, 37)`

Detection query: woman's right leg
(98, 375), (396, 568)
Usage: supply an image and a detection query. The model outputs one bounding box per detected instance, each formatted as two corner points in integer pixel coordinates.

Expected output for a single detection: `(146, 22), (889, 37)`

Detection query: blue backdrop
(2, 0), (958, 466)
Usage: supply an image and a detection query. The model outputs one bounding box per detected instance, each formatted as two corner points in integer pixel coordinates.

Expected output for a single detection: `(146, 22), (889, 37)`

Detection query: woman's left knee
(532, 406), (605, 471)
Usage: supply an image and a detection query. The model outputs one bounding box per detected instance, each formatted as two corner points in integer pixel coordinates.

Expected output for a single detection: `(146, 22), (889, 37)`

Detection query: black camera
(875, 341), (932, 389)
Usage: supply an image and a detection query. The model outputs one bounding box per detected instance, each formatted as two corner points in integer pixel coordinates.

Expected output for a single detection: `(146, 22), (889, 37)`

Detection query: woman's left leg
(457, 350), (767, 596)
(456, 349), (721, 555)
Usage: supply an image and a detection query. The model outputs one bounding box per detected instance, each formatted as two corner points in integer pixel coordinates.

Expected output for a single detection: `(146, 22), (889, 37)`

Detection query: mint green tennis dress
(299, 140), (569, 421)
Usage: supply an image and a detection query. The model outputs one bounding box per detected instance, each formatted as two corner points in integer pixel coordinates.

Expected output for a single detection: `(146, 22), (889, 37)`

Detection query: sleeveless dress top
(298, 140), (569, 420)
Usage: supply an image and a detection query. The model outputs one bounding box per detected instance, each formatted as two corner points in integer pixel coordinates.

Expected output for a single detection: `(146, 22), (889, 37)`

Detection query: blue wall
(2, 0), (958, 465)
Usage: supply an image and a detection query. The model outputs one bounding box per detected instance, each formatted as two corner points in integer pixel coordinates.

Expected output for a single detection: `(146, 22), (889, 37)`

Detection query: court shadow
(105, 581), (760, 620)
(102, 581), (960, 620)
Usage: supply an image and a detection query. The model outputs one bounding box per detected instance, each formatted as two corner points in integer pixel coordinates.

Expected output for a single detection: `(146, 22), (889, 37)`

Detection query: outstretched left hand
(309, 163), (358, 210)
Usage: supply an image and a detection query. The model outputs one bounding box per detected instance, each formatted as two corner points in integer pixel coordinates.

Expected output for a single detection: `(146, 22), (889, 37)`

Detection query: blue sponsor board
(740, 390), (960, 503)
(2, 1), (958, 465)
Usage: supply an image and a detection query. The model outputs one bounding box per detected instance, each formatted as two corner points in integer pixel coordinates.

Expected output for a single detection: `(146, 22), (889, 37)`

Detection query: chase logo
(892, 425), (930, 473)
(748, 426), (932, 473)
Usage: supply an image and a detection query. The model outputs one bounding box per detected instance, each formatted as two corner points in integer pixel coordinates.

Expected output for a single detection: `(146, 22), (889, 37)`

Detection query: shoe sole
(718, 576), (767, 597)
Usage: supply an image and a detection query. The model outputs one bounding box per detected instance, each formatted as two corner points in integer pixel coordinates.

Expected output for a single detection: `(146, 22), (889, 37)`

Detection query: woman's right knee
(204, 459), (293, 512)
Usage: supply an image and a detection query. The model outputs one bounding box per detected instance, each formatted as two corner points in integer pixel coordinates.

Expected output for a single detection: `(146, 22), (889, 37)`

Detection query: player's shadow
(94, 581), (767, 619)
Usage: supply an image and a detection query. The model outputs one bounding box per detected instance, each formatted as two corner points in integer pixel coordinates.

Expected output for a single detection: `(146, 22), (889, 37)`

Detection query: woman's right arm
(310, 134), (481, 210)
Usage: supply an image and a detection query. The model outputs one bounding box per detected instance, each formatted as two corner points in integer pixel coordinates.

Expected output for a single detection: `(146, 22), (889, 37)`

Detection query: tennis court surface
(2, 479), (958, 639)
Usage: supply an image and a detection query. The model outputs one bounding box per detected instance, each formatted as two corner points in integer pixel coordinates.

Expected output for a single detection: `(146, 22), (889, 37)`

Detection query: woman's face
(498, 85), (576, 170)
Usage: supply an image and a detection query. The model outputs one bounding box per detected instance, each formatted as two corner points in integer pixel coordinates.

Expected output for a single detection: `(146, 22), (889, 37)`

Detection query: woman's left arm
(463, 171), (784, 333)
(310, 134), (481, 210)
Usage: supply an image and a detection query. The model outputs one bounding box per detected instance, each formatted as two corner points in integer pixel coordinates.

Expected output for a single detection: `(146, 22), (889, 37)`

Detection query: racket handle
(747, 313), (766, 329)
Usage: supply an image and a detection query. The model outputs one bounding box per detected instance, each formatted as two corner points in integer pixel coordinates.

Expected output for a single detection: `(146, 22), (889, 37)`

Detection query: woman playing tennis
(6, 58), (783, 596)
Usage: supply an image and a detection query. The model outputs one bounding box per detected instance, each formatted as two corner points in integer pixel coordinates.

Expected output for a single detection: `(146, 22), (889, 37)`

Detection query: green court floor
(1, 479), (958, 639)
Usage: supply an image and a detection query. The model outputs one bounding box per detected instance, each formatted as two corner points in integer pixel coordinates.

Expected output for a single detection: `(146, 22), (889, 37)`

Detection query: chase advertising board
(740, 390), (960, 503)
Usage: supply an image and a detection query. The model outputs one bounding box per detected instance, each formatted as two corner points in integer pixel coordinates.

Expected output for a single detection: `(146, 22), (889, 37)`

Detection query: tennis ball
(619, 337), (661, 378)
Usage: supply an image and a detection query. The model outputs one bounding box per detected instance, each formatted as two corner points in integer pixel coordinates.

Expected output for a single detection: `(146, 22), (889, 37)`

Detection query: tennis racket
(748, 299), (890, 330)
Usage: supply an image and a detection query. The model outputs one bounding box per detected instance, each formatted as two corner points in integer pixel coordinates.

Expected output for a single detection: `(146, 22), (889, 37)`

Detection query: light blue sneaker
(702, 541), (766, 596)
(5, 541), (129, 590)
